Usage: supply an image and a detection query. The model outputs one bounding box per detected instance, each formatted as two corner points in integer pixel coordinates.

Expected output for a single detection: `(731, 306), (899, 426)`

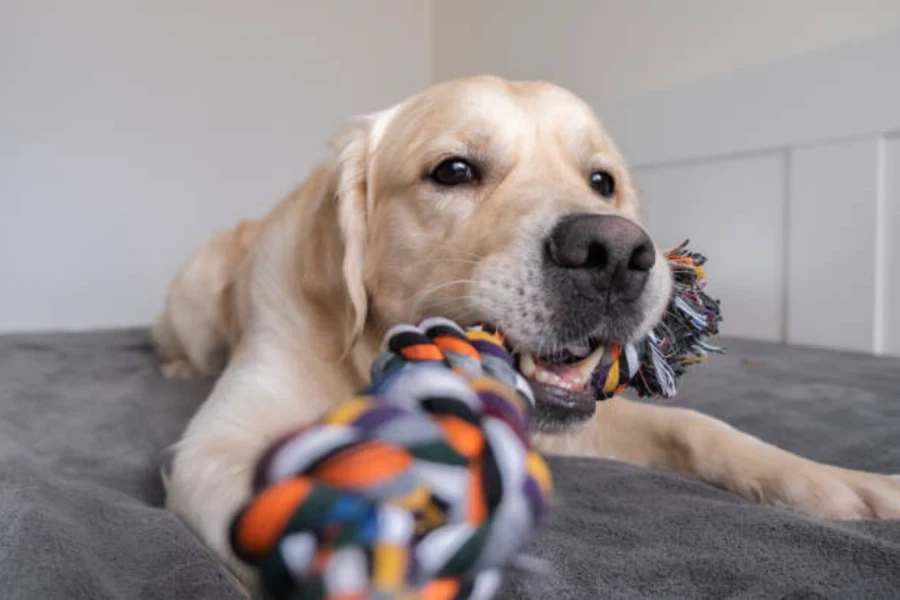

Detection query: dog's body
(159, 77), (900, 583)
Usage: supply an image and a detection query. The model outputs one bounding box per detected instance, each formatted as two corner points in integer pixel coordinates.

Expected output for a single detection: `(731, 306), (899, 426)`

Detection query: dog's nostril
(585, 242), (608, 269)
(628, 243), (656, 272)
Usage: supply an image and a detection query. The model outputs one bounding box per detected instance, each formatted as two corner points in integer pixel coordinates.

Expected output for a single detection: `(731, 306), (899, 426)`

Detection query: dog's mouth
(519, 335), (608, 393)
(515, 334), (613, 430)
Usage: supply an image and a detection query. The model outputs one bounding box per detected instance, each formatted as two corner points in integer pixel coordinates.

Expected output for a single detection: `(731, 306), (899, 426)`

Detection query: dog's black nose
(546, 213), (656, 299)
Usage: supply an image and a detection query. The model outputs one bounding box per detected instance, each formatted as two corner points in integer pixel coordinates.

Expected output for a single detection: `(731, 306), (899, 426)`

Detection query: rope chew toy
(229, 319), (551, 600)
(228, 241), (723, 599)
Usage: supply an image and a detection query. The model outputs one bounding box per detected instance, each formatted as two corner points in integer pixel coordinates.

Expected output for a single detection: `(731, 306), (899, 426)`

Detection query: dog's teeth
(520, 352), (537, 377)
(524, 352), (591, 393)
(574, 345), (606, 382)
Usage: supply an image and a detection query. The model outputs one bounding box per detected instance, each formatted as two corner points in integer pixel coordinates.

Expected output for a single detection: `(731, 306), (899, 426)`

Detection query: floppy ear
(292, 108), (396, 362)
(332, 117), (371, 348)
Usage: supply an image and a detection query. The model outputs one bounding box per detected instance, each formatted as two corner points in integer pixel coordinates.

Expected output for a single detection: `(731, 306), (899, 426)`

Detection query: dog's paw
(753, 463), (900, 519)
(161, 360), (196, 379)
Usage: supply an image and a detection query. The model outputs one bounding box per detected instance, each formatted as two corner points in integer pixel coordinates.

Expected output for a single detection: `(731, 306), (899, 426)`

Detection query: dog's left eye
(430, 158), (477, 186)
(590, 170), (616, 197)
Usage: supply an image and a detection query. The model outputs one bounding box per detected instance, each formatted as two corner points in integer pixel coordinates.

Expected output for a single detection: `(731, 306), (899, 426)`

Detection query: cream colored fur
(157, 76), (900, 584)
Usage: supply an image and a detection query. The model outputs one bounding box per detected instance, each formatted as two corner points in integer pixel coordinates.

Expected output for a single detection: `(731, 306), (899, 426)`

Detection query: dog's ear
(293, 107), (398, 362)
(331, 116), (373, 349)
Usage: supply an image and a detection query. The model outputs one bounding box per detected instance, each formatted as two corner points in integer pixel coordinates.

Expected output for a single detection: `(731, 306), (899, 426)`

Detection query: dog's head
(301, 76), (672, 432)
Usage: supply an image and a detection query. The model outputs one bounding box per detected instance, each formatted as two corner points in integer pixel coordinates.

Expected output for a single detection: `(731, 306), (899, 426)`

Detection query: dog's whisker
(403, 256), (481, 268)
(413, 278), (481, 297)
(410, 279), (482, 315)
(410, 294), (489, 318)
(408, 296), (496, 329)
(440, 248), (485, 261)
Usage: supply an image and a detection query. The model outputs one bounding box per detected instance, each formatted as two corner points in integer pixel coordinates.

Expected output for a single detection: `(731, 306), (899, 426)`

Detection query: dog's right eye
(430, 158), (478, 186)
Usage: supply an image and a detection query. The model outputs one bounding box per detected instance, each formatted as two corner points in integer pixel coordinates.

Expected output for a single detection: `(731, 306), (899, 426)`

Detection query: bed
(1, 328), (898, 599)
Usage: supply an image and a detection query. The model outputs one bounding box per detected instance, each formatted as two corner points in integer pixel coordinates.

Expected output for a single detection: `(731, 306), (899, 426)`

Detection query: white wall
(435, 0), (900, 106)
(613, 32), (900, 356)
(637, 152), (788, 343)
(1, 0), (431, 331)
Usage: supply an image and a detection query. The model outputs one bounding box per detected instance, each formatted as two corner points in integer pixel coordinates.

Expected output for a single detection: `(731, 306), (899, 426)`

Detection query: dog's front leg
(535, 397), (900, 519)
(165, 328), (361, 586)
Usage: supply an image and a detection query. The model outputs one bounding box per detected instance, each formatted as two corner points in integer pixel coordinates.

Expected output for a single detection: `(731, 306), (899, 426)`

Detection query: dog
(158, 76), (900, 583)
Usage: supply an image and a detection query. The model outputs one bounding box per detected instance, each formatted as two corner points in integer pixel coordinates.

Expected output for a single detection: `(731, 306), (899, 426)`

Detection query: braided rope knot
(229, 318), (552, 600)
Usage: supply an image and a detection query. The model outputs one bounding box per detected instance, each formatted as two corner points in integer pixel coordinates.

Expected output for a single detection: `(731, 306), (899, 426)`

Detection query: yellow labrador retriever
(157, 76), (900, 581)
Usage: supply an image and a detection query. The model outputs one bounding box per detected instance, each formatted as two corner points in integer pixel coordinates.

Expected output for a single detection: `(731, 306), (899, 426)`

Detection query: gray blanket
(1, 329), (898, 599)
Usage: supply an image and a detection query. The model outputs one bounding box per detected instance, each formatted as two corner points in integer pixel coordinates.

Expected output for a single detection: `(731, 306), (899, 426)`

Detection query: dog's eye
(590, 170), (616, 197)
(430, 158), (477, 186)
